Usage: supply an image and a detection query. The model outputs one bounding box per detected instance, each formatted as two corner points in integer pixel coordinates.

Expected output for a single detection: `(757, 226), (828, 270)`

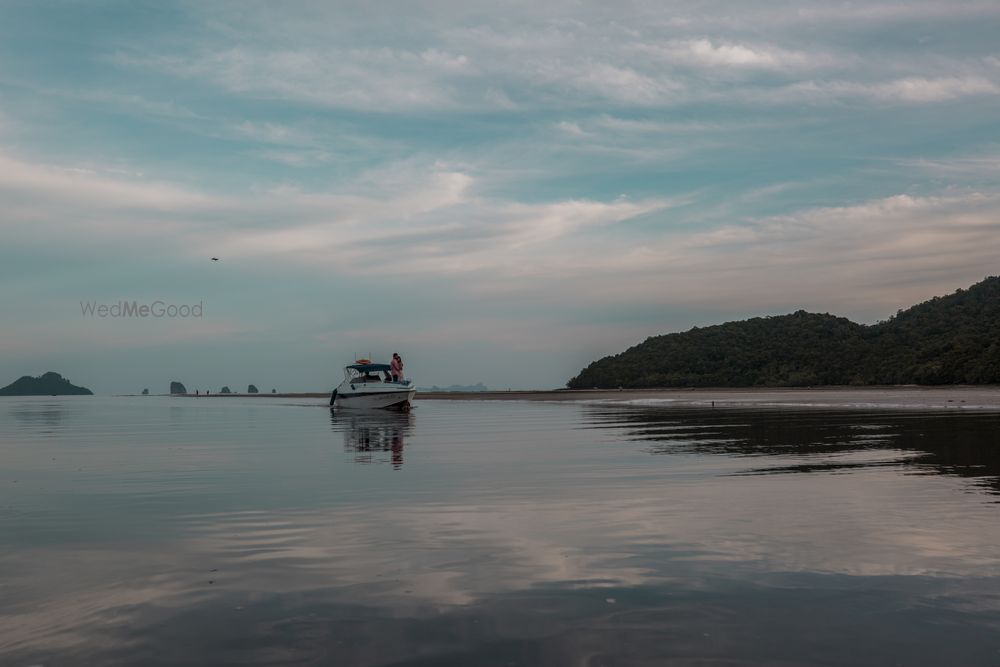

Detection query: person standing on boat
(390, 352), (404, 383)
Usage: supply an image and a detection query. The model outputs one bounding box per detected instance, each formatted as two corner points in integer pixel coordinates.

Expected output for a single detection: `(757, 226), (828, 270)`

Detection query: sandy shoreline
(421, 387), (1000, 410)
(161, 386), (1000, 411)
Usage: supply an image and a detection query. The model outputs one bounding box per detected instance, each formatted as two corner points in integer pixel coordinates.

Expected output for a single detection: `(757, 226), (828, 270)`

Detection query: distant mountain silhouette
(569, 277), (1000, 388)
(0, 371), (93, 396)
(170, 381), (187, 395)
(418, 382), (490, 392)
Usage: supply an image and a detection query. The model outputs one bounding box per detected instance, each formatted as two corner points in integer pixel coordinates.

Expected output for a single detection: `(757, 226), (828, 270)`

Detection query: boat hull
(332, 388), (416, 410)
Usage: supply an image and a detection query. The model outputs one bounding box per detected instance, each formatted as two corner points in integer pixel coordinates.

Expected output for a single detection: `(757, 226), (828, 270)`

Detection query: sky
(1, 1), (1000, 393)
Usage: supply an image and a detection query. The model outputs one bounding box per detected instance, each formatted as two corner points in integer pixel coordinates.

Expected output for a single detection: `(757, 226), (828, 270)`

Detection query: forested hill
(0, 371), (93, 396)
(568, 277), (1000, 388)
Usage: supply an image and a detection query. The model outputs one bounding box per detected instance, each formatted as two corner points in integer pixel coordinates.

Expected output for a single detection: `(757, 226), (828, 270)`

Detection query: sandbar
(168, 386), (1000, 411)
(418, 386), (1000, 411)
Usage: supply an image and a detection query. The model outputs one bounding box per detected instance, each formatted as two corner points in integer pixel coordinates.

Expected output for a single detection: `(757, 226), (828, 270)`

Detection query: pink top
(390, 357), (403, 379)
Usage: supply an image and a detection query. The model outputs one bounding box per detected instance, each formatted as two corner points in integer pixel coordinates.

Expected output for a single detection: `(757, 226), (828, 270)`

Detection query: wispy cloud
(897, 153), (1000, 175)
(572, 191), (1000, 313)
(7, 144), (999, 322)
(113, 47), (475, 112)
(0, 149), (671, 274)
(782, 76), (1000, 104)
(251, 148), (335, 167)
(637, 39), (838, 71)
(779, 1), (1000, 25)
(234, 120), (313, 145)
(73, 90), (200, 119)
(0, 151), (214, 211)
(105, 3), (999, 112)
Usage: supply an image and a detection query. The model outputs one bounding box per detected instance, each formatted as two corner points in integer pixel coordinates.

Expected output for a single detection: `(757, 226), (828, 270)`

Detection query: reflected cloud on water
(4, 399), (1000, 665)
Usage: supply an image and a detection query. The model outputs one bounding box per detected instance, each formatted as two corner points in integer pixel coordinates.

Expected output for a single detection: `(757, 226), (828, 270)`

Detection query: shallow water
(2, 396), (1000, 665)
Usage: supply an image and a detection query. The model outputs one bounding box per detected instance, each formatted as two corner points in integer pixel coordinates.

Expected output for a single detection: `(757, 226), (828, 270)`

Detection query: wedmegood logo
(80, 301), (204, 318)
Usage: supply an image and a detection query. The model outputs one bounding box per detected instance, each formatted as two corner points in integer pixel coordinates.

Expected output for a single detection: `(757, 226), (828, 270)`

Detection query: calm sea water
(2, 396), (1000, 666)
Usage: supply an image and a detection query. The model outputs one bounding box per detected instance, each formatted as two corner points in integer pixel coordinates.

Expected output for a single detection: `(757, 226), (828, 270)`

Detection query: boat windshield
(344, 365), (393, 382)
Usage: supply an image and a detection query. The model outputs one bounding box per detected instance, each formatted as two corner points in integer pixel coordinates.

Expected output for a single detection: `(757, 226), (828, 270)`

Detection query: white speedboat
(330, 361), (416, 410)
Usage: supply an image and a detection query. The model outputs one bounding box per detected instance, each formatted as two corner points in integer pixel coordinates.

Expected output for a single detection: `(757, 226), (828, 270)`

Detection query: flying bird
(211, 257), (219, 261)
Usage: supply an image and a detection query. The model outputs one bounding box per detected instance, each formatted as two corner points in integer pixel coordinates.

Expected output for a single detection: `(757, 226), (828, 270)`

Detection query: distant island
(569, 276), (1000, 388)
(0, 371), (93, 396)
(418, 382), (490, 392)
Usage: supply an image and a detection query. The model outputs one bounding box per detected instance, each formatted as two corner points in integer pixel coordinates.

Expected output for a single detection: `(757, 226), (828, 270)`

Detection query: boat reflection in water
(331, 409), (414, 468)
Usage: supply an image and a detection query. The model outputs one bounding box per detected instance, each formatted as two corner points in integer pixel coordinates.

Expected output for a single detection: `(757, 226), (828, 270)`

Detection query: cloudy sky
(2, 1), (999, 393)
